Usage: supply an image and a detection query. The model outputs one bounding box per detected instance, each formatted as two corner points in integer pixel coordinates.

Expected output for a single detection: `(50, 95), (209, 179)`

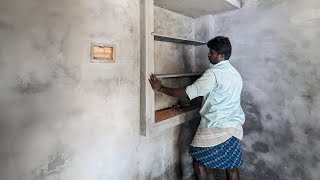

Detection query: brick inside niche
(155, 97), (202, 123)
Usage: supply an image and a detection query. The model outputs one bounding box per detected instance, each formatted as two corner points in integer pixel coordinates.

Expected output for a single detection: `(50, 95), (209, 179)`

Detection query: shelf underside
(155, 72), (202, 78)
(154, 0), (241, 18)
(152, 33), (206, 46)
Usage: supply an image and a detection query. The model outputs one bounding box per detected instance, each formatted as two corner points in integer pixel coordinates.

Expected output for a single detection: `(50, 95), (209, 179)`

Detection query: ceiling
(154, 0), (241, 18)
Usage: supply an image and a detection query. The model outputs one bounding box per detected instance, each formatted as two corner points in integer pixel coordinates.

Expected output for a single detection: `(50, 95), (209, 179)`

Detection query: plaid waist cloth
(190, 136), (243, 170)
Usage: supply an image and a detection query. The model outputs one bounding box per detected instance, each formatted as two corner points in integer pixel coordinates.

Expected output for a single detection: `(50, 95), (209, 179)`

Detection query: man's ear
(219, 54), (225, 60)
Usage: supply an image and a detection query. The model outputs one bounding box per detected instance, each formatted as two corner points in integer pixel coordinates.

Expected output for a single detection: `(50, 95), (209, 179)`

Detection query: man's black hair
(207, 36), (232, 60)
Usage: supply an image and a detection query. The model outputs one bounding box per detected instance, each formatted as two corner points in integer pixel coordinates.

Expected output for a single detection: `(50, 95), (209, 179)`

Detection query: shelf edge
(155, 72), (203, 78)
(152, 32), (206, 45)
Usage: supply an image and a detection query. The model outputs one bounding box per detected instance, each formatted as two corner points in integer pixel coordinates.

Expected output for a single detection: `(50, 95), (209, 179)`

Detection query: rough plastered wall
(213, 0), (320, 179)
(194, 15), (214, 72)
(0, 0), (199, 179)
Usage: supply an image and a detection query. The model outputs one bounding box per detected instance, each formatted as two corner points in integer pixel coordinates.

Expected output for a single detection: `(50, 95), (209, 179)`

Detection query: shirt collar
(212, 60), (229, 67)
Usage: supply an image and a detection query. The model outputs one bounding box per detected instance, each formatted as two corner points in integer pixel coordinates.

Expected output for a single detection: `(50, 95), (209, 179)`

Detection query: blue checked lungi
(190, 136), (243, 169)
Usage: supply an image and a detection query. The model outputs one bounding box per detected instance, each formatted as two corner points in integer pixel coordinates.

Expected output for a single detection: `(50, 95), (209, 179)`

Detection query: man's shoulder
(208, 65), (224, 75)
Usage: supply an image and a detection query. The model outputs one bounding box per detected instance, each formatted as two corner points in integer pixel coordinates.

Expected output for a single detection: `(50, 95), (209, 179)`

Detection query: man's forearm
(159, 86), (189, 100)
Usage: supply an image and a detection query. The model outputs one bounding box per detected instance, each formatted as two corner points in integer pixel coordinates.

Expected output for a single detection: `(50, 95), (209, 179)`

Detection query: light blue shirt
(186, 60), (245, 128)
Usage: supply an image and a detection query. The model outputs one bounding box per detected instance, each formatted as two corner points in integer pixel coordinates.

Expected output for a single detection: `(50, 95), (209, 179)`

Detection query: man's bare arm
(149, 74), (189, 100)
(159, 86), (189, 100)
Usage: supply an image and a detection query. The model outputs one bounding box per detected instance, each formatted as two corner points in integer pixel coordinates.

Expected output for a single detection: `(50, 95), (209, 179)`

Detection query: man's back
(187, 60), (245, 129)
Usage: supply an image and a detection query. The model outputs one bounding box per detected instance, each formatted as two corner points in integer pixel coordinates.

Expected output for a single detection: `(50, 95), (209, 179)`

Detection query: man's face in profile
(208, 49), (223, 64)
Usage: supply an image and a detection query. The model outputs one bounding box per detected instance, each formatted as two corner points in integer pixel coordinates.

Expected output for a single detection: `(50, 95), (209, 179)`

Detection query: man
(149, 36), (245, 180)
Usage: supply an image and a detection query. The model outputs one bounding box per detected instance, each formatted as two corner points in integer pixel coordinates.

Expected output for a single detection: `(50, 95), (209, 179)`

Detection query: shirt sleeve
(185, 70), (217, 100)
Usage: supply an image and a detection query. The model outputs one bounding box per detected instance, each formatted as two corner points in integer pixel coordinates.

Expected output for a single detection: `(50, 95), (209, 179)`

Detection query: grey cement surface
(213, 0), (320, 179)
(0, 0), (197, 179)
(154, 0), (240, 18)
(194, 15), (214, 73)
(154, 6), (195, 75)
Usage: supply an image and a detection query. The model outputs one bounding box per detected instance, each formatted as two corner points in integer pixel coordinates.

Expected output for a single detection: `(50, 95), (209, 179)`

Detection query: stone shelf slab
(152, 32), (206, 46)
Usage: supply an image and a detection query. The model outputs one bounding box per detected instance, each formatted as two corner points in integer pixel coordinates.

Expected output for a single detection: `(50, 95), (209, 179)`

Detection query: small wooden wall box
(91, 43), (116, 63)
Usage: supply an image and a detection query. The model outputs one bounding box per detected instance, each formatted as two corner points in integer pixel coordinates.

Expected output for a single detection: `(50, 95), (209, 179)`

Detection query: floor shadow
(177, 117), (200, 180)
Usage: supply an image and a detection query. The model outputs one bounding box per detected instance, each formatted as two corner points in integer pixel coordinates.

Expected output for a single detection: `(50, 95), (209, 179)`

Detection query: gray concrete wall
(194, 15), (214, 72)
(0, 0), (197, 179)
(213, 0), (320, 179)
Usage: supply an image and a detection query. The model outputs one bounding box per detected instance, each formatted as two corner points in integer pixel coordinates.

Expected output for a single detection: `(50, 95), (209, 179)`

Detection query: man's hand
(148, 74), (189, 100)
(149, 74), (162, 92)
